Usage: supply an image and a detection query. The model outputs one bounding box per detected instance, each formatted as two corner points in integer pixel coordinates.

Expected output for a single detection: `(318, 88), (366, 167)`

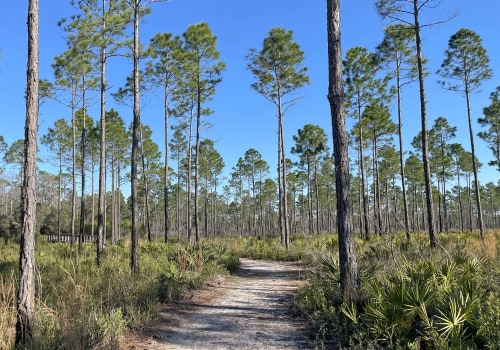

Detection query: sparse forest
(1, 0), (500, 349)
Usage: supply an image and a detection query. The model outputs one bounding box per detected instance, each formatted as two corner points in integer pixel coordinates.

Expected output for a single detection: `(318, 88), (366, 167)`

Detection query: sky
(1, 0), (499, 191)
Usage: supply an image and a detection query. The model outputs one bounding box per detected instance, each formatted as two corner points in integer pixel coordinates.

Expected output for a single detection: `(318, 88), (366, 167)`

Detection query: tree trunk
(163, 74), (170, 242)
(279, 110), (290, 248)
(187, 116), (193, 242)
(358, 111), (370, 240)
(437, 179), (443, 232)
(57, 149), (62, 238)
(307, 159), (313, 233)
(465, 86), (485, 239)
(97, 0), (107, 266)
(16, 0), (38, 345)
(440, 139), (449, 233)
(91, 154), (96, 238)
(456, 164), (464, 232)
(71, 87), (77, 248)
(467, 172), (473, 231)
(177, 162), (181, 239)
(111, 152), (116, 244)
(131, 0), (140, 274)
(396, 68), (411, 239)
(140, 125), (152, 242)
(194, 82), (201, 242)
(79, 75), (87, 255)
(413, 0), (437, 247)
(314, 163), (320, 234)
(327, 0), (359, 304)
(117, 161), (122, 240)
(277, 118), (284, 241)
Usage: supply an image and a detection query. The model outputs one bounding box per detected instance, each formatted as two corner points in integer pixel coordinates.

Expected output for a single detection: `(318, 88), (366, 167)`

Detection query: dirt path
(122, 259), (312, 350)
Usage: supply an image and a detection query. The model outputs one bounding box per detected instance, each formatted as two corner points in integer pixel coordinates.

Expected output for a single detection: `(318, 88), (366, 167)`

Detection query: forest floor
(121, 258), (314, 350)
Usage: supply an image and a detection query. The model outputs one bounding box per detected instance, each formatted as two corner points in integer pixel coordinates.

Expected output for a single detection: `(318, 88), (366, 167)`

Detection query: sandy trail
(123, 258), (312, 350)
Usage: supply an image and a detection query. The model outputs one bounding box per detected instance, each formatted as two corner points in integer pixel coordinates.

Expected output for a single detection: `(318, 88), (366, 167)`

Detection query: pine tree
(428, 117), (456, 233)
(291, 124), (329, 234)
(437, 28), (493, 239)
(375, 0), (454, 247)
(479, 86), (500, 175)
(144, 33), (183, 242)
(182, 22), (225, 243)
(41, 119), (72, 238)
(343, 46), (390, 239)
(376, 24), (421, 239)
(247, 27), (309, 249)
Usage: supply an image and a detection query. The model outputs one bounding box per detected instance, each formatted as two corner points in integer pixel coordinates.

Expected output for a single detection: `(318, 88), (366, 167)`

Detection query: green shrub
(156, 262), (187, 302)
(477, 291), (500, 349)
(295, 231), (500, 349)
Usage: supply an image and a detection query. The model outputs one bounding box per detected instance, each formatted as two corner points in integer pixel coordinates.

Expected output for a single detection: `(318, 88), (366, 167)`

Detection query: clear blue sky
(1, 0), (499, 189)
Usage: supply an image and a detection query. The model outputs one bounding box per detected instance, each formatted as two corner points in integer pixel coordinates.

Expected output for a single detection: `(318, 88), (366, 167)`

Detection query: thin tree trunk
(131, 0), (140, 274)
(440, 140), (449, 232)
(213, 180), (218, 237)
(358, 112), (370, 240)
(117, 161), (122, 240)
(307, 160), (313, 233)
(187, 116), (193, 242)
(111, 153), (116, 244)
(314, 162), (320, 234)
(374, 138), (383, 234)
(97, 0), (107, 266)
(437, 179), (443, 232)
(396, 68), (411, 239)
(194, 83), (201, 242)
(465, 87), (485, 239)
(277, 120), (283, 240)
(279, 109), (290, 248)
(139, 125), (152, 242)
(163, 74), (170, 242)
(456, 164), (464, 232)
(71, 88), (77, 248)
(57, 150), (62, 238)
(79, 75), (87, 254)
(91, 156), (95, 238)
(413, 0), (437, 247)
(16, 0), (38, 345)
(177, 163), (181, 240)
(467, 173), (473, 231)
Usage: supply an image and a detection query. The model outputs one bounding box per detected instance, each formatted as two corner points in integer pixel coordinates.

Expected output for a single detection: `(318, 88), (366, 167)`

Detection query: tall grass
(0, 238), (239, 349)
(214, 233), (338, 263)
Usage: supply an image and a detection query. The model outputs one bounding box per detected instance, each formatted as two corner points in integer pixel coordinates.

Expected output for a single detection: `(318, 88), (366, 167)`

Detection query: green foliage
(0, 238), (240, 349)
(247, 27), (309, 102)
(437, 28), (492, 93)
(0, 215), (20, 244)
(478, 86), (500, 171)
(222, 234), (331, 262)
(477, 291), (500, 349)
(296, 231), (500, 349)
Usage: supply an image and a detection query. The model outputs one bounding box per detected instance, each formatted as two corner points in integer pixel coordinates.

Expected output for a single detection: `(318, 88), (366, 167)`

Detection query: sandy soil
(122, 258), (312, 350)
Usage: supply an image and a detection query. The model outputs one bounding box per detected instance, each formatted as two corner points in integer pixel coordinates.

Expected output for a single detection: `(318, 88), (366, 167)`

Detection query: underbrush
(0, 238), (240, 349)
(296, 231), (500, 349)
(216, 233), (338, 263)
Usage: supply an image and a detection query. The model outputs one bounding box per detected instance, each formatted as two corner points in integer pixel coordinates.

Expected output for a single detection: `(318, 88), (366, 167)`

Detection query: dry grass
(485, 234), (497, 259)
(0, 271), (16, 350)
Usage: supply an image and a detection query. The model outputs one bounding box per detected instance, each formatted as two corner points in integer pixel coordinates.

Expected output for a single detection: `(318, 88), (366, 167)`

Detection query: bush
(295, 231), (500, 349)
(0, 238), (241, 349)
